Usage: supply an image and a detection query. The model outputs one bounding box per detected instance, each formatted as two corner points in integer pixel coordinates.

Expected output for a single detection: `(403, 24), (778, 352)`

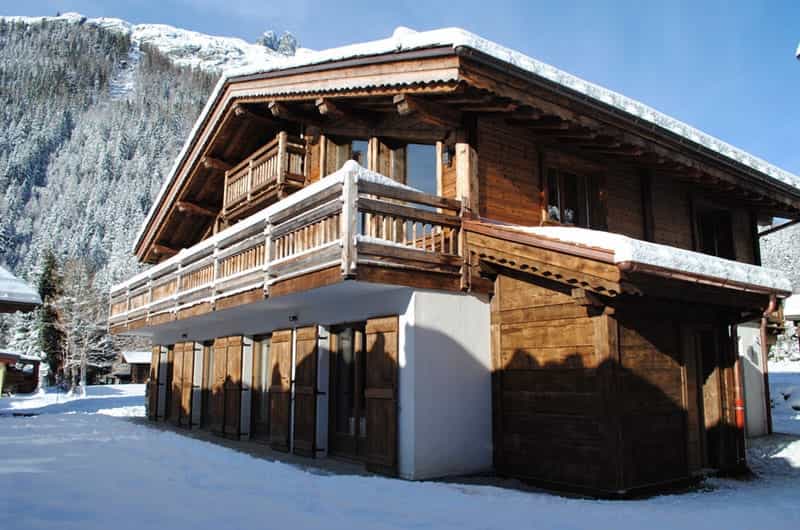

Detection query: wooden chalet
(109, 28), (797, 495)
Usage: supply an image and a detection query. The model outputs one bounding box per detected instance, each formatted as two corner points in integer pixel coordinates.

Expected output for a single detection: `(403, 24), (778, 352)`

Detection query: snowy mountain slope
(1, 12), (291, 72)
(0, 13), (298, 360)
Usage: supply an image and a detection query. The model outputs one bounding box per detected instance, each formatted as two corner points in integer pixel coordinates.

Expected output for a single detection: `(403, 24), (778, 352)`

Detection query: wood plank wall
(471, 117), (758, 264)
(614, 314), (689, 488)
(491, 273), (616, 491)
(491, 272), (741, 494)
(476, 117), (541, 224)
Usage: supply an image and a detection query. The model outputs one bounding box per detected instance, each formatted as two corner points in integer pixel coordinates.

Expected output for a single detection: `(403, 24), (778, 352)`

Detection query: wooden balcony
(110, 163), (463, 331)
(223, 131), (306, 219)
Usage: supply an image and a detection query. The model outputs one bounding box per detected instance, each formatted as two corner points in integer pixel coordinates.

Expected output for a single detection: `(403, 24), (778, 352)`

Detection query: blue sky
(6, 1), (800, 174)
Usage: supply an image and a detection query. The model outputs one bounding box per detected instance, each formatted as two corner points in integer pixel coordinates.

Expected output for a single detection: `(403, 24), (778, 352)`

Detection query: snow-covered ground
(770, 360), (800, 436)
(1, 380), (799, 530)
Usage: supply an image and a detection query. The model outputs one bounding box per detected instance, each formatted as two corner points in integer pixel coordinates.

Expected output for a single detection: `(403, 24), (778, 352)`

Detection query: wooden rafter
(176, 200), (218, 218)
(393, 94), (462, 129)
(202, 156), (232, 172)
(152, 243), (178, 258)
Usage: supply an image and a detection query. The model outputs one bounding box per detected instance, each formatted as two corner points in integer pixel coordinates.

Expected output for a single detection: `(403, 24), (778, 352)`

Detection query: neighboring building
(0, 266), (42, 393)
(0, 351), (41, 395)
(111, 351), (152, 384)
(108, 28), (797, 495)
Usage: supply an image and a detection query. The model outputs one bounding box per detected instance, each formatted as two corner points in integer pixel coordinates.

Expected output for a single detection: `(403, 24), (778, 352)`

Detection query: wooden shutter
(269, 330), (293, 452)
(147, 346), (160, 420)
(170, 343), (185, 425)
(589, 173), (608, 230)
(181, 343), (194, 427)
(293, 326), (318, 457)
(224, 336), (243, 437)
(364, 316), (399, 475)
(210, 338), (228, 434)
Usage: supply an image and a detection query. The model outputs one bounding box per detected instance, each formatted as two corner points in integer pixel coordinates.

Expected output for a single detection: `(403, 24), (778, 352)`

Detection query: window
(406, 144), (437, 196)
(351, 140), (368, 166)
(546, 168), (592, 227)
(696, 209), (735, 260)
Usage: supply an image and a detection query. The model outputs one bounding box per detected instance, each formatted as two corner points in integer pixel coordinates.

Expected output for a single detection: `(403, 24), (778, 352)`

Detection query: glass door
(329, 325), (367, 459)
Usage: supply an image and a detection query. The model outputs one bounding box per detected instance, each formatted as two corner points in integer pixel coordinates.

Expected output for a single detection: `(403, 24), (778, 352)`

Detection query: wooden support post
(277, 131), (288, 191)
(455, 134), (478, 213)
(340, 169), (358, 277)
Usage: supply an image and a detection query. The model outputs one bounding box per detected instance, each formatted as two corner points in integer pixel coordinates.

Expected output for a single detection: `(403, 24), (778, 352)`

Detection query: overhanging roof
(135, 26), (800, 258)
(0, 266), (42, 313)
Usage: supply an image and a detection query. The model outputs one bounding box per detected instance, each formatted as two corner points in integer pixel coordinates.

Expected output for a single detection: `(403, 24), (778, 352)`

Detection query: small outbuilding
(114, 351), (152, 384)
(0, 350), (41, 395)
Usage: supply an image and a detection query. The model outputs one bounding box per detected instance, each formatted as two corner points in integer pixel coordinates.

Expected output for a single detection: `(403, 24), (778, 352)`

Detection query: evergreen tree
(37, 250), (65, 384)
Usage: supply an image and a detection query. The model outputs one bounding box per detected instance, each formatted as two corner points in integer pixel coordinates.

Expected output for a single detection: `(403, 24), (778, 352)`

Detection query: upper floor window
(546, 168), (591, 227)
(696, 208), (735, 260)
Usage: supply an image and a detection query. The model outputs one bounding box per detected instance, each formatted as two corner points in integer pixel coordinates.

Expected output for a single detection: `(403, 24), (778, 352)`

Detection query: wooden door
(293, 326), (318, 457)
(210, 338), (228, 434)
(181, 343), (194, 427)
(224, 337), (243, 437)
(269, 330), (293, 451)
(681, 327), (704, 474)
(170, 343), (185, 425)
(364, 316), (399, 475)
(698, 329), (723, 468)
(147, 346), (160, 420)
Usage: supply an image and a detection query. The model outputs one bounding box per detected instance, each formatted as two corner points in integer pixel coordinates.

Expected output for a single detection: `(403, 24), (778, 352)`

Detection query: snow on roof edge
(499, 224), (792, 294)
(135, 26), (800, 254)
(0, 266), (42, 307)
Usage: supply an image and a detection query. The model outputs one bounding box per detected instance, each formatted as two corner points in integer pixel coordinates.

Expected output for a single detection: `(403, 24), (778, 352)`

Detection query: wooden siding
(476, 117), (541, 224)
(615, 315), (688, 488)
(651, 177), (694, 250)
(491, 274), (615, 491)
(491, 270), (743, 494)
(606, 170), (645, 239)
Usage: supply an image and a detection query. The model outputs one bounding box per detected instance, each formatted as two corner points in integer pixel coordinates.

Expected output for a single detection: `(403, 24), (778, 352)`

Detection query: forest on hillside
(0, 17), (218, 381)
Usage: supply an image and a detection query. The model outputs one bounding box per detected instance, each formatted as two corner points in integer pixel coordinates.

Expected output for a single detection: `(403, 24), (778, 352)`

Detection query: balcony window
(407, 144), (437, 196)
(546, 168), (591, 227)
(696, 208), (735, 260)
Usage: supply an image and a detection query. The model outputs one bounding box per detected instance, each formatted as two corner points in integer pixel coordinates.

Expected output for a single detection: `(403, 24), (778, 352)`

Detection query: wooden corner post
(341, 169), (358, 277)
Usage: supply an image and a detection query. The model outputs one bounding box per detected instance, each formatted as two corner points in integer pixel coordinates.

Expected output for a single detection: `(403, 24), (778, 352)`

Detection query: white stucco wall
(738, 322), (769, 438)
(398, 290), (493, 480)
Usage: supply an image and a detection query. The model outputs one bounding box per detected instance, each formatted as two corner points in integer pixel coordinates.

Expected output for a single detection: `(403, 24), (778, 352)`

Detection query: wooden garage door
(147, 346), (160, 420)
(269, 330), (293, 452)
(364, 316), (399, 475)
(210, 338), (228, 434)
(293, 326), (318, 457)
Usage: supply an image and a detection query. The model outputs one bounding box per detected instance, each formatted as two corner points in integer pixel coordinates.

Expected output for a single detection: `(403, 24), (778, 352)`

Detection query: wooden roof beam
(268, 100), (322, 125)
(232, 103), (273, 128)
(176, 200), (218, 218)
(152, 243), (178, 259)
(202, 156), (232, 172)
(316, 97), (374, 128)
(393, 94), (462, 129)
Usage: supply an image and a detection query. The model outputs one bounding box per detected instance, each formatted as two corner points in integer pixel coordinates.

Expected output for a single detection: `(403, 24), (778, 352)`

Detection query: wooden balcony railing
(223, 132), (306, 215)
(109, 163), (463, 328)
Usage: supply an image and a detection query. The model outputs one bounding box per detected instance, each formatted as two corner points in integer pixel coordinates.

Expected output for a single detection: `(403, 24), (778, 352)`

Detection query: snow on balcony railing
(109, 161), (463, 327)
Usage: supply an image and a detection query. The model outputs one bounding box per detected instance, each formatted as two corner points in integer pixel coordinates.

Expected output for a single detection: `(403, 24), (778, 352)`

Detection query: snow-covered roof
(122, 351), (152, 365)
(0, 266), (42, 310)
(136, 26), (800, 254)
(496, 224), (792, 295)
